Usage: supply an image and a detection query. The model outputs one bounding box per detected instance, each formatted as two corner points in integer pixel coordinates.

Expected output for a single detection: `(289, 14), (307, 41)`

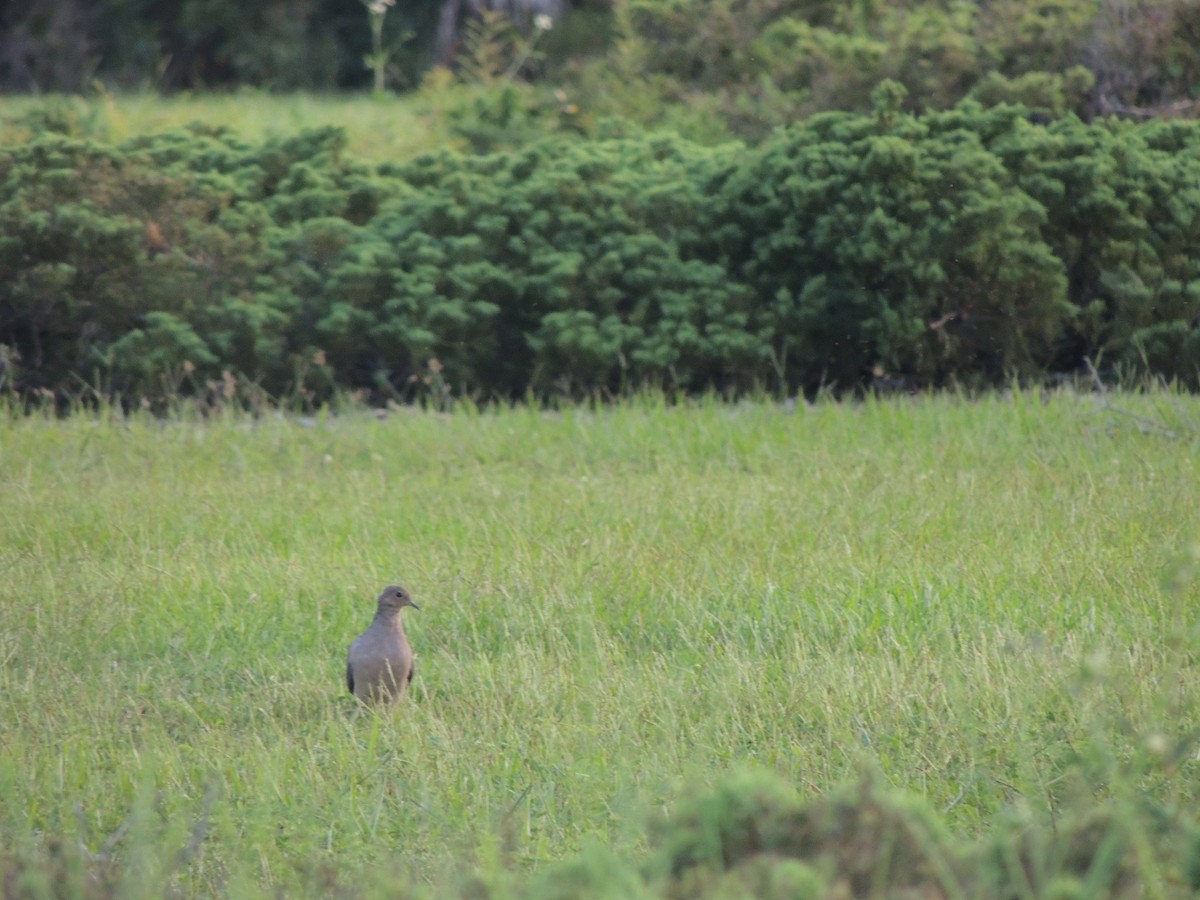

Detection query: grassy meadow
(0, 90), (447, 162)
(2, 391), (1199, 895)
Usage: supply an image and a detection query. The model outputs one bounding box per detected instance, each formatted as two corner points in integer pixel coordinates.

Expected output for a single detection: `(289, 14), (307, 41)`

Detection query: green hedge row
(2, 90), (1199, 404)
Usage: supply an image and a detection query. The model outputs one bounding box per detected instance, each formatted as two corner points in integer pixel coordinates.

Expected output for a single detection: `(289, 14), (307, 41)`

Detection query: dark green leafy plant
(2, 108), (1198, 408)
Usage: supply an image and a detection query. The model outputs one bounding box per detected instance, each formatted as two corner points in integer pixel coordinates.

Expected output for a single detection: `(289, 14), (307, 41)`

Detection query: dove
(346, 585), (419, 703)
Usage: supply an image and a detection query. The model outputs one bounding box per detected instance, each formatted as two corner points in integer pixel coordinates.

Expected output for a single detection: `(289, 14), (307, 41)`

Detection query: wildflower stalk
(502, 13), (554, 81)
(364, 0), (397, 94)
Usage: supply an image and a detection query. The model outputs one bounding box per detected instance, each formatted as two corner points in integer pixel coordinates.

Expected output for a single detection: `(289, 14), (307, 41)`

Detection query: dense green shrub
(2, 103), (1199, 406)
(712, 86), (1072, 390)
(0, 126), (380, 399)
(985, 114), (1200, 381)
(301, 136), (751, 396)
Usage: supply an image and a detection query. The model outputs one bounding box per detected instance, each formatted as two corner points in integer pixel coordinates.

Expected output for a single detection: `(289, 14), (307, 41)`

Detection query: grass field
(0, 90), (447, 162)
(2, 391), (1199, 895)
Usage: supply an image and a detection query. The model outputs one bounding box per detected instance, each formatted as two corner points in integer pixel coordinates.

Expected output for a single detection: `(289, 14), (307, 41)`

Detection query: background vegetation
(3, 2), (1198, 406)
(2, 392), (1199, 895)
(2, 91), (1199, 407)
(3, 0), (1200, 128)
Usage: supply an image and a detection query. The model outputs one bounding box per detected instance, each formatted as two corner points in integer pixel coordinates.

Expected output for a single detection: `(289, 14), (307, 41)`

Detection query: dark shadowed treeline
(1, 0), (1198, 131)
(2, 86), (1198, 406)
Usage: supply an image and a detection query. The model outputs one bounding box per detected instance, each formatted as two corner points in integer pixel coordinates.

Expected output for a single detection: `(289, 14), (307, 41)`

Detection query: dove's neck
(373, 608), (405, 630)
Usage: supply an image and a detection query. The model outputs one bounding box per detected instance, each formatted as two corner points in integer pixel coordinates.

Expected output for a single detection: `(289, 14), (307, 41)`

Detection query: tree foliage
(1, 0), (1199, 134)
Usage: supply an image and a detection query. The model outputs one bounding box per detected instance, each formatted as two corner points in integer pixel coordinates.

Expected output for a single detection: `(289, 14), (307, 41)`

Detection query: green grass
(0, 89), (448, 162)
(1, 391), (1199, 895)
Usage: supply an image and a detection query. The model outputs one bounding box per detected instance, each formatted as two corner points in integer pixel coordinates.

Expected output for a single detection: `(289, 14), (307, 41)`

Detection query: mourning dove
(346, 585), (419, 703)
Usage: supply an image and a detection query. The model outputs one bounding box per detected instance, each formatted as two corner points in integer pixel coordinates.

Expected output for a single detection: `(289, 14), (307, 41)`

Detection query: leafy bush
(713, 85), (1072, 390)
(986, 113), (1200, 381)
(2, 105), (1199, 407)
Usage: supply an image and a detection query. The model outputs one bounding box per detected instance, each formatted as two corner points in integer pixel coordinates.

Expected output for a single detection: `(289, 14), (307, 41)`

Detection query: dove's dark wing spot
(407, 659), (415, 685)
(346, 661), (355, 695)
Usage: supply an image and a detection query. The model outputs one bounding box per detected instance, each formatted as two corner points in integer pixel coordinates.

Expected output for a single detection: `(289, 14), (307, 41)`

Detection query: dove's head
(376, 584), (420, 613)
